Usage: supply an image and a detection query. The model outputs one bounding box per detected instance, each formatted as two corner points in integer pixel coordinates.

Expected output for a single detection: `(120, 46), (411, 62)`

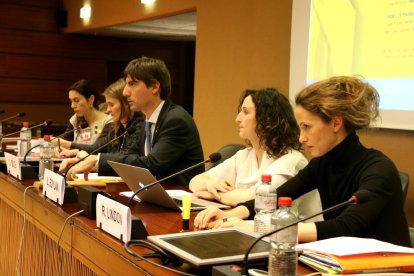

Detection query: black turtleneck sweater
(242, 132), (410, 247)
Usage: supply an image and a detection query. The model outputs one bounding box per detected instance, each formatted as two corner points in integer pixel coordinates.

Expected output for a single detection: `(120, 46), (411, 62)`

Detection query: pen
(58, 138), (61, 153)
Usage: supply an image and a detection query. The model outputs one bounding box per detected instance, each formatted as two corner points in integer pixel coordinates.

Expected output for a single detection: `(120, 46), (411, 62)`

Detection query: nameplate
(4, 152), (22, 180)
(42, 169), (65, 205)
(96, 194), (131, 243)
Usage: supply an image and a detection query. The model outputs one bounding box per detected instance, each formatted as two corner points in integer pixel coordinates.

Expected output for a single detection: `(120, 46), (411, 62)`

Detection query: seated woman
(190, 88), (322, 219)
(195, 76), (411, 247)
(53, 79), (113, 152)
(58, 79), (144, 167)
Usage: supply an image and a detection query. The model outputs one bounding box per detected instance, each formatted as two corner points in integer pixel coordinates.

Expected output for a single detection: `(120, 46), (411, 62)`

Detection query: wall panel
(0, 0), (195, 122)
(0, 4), (59, 32)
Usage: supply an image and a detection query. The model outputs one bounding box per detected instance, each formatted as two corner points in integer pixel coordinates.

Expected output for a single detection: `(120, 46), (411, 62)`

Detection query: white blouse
(208, 147), (323, 221)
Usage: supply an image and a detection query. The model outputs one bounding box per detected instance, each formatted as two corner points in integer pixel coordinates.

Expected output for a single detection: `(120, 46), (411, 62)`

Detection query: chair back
(409, 227), (414, 248)
(207, 144), (246, 170)
(399, 172), (409, 203)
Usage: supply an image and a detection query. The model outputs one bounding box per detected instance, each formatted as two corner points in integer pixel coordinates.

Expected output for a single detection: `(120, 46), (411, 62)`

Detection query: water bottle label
(20, 132), (31, 140)
(40, 146), (54, 159)
(255, 194), (277, 210)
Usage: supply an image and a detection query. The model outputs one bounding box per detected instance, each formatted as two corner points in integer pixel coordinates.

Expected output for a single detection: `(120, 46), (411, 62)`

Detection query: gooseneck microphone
(3, 119), (53, 138)
(22, 122), (89, 165)
(242, 190), (371, 275)
(126, 152), (222, 207)
(58, 128), (133, 204)
(0, 111), (25, 123)
(63, 129), (131, 180)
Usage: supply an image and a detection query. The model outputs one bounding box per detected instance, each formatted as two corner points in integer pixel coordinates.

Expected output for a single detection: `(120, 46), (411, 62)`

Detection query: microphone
(126, 152), (222, 207)
(0, 111), (25, 123)
(61, 129), (130, 205)
(242, 190), (371, 275)
(63, 129), (131, 180)
(3, 119), (53, 138)
(0, 109), (5, 115)
(59, 129), (130, 204)
(22, 122), (89, 165)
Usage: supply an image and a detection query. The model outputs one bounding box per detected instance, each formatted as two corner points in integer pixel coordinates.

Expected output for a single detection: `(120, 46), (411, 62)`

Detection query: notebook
(297, 237), (414, 274)
(108, 160), (229, 211)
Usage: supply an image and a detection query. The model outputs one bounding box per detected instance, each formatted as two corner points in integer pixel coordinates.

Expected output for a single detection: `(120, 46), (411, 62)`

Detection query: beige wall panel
(194, 0), (293, 156)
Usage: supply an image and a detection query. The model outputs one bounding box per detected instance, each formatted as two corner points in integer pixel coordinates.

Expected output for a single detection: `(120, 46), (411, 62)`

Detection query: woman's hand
(207, 217), (247, 230)
(194, 206), (252, 231)
(194, 206), (226, 230)
(205, 180), (234, 200)
(56, 148), (78, 158)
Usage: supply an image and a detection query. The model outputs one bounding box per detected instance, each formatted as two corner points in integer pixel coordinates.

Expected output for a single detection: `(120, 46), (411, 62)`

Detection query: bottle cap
(278, 197), (292, 207)
(23, 121), (29, 127)
(261, 174), (272, 182)
(43, 135), (51, 141)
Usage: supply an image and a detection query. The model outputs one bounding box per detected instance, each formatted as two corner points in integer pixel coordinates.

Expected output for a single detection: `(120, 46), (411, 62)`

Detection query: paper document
(297, 237), (414, 274)
(75, 173), (122, 182)
(120, 189), (192, 202)
(297, 237), (414, 256)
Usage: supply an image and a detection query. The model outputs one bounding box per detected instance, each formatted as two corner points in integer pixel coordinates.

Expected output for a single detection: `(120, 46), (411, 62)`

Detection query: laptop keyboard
(172, 198), (205, 208)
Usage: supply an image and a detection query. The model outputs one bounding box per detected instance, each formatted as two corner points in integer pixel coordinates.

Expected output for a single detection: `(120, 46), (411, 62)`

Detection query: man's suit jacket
(98, 101), (204, 187)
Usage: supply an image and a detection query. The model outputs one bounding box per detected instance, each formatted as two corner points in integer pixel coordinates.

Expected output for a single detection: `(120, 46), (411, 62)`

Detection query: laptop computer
(108, 160), (229, 211)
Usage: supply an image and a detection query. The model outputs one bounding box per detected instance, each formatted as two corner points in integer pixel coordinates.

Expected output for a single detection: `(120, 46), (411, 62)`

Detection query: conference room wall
(0, 0), (195, 128)
(194, 1), (414, 226)
(61, 0), (414, 226)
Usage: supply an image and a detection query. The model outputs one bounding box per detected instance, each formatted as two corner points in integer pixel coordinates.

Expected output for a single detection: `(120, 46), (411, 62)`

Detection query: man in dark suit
(63, 57), (204, 187)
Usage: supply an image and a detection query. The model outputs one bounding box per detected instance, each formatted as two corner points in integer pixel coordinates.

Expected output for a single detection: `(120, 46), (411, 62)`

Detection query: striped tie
(145, 121), (153, 154)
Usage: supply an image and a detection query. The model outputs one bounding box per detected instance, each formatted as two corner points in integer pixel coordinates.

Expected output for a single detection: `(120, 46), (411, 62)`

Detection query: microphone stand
(0, 112), (25, 157)
(242, 196), (358, 275)
(126, 155), (220, 208)
(22, 125), (84, 165)
(3, 120), (52, 138)
(63, 131), (128, 180)
(0, 112), (25, 125)
(58, 131), (128, 204)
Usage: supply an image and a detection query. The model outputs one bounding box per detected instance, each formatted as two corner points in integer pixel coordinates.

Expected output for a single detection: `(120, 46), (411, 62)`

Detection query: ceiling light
(80, 6), (91, 19)
(141, 0), (156, 4)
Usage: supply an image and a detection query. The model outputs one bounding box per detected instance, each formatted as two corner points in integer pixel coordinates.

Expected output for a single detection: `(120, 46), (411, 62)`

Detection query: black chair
(409, 227), (414, 248)
(399, 172), (409, 204)
(206, 143), (246, 170)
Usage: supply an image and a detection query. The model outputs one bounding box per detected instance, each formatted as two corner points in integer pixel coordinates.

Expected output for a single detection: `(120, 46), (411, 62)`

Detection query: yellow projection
(308, 0), (414, 81)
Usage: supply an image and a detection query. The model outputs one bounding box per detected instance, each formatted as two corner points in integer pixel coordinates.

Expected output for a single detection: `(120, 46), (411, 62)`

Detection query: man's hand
(60, 155), (98, 180)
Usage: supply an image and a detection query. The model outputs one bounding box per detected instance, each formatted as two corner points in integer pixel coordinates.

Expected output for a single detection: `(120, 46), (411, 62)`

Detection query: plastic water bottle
(268, 197), (298, 276)
(254, 174), (277, 234)
(39, 135), (54, 180)
(18, 121), (31, 157)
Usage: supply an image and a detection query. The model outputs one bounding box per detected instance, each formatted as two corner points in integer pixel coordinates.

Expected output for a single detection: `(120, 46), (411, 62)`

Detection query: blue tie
(145, 121), (153, 154)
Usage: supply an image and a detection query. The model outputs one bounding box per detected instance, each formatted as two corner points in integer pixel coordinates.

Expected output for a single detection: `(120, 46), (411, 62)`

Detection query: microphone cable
(56, 209), (84, 276)
(242, 190), (370, 275)
(124, 240), (197, 276)
(16, 185), (37, 276)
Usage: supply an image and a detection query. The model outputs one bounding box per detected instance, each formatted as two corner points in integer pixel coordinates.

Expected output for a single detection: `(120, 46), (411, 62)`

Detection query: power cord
(57, 209), (84, 276)
(125, 240), (197, 276)
(16, 185), (37, 276)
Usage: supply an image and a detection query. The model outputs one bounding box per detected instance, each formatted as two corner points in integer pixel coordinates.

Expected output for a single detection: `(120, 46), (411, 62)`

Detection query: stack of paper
(297, 237), (414, 274)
